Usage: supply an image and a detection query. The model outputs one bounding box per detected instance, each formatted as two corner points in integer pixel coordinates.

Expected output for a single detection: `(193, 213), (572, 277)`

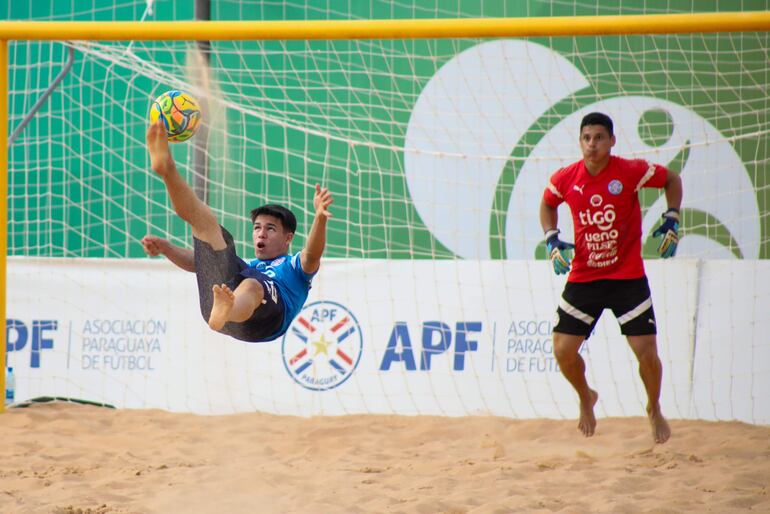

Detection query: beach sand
(0, 401), (768, 513)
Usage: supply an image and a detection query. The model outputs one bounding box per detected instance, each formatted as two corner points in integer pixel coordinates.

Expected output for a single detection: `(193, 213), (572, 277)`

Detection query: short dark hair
(580, 112), (614, 136)
(250, 204), (297, 233)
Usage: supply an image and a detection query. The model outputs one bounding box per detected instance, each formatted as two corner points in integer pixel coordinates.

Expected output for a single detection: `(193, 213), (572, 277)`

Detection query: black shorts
(194, 226), (285, 342)
(553, 277), (657, 339)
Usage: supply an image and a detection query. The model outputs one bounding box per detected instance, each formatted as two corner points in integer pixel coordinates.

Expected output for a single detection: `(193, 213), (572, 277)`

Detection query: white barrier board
(6, 258), (769, 424)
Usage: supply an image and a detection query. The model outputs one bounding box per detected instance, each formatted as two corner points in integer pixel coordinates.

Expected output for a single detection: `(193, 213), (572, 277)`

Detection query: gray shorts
(194, 226), (284, 342)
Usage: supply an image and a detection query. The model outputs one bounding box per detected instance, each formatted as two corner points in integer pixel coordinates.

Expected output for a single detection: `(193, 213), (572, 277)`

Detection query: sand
(0, 401), (768, 513)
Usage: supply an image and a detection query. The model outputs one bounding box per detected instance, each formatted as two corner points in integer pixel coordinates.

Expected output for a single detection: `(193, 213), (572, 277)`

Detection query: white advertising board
(6, 258), (769, 424)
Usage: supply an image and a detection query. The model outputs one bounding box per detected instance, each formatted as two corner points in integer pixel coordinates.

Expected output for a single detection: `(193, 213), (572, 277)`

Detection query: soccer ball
(149, 90), (202, 143)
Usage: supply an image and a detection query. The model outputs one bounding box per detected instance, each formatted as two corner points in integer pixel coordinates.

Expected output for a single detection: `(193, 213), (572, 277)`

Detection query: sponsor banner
(6, 258), (769, 423)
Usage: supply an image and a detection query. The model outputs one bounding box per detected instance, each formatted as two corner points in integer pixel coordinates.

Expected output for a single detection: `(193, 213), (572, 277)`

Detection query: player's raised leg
(553, 332), (599, 437)
(146, 120), (225, 250)
(627, 335), (671, 444)
(208, 279), (266, 331)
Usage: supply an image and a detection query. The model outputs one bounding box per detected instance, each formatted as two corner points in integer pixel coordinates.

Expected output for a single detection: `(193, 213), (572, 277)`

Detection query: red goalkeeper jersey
(543, 155), (668, 282)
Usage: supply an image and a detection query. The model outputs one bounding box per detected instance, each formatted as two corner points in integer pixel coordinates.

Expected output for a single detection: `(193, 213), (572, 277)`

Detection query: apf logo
(281, 301), (363, 391)
(404, 40), (760, 260)
(6, 319), (58, 367)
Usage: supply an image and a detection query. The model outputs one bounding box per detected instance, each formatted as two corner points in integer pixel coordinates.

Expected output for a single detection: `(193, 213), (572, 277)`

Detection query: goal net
(5, 0), (770, 423)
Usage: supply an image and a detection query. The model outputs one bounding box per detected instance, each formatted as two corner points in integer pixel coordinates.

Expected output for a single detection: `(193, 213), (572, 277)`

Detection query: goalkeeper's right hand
(545, 229), (575, 275)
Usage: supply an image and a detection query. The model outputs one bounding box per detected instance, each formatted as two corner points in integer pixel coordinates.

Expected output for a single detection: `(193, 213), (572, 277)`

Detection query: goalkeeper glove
(545, 229), (575, 275)
(652, 208), (680, 258)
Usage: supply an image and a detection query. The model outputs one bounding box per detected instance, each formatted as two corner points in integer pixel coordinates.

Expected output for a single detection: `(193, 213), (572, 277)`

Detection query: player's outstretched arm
(662, 168), (683, 213)
(141, 235), (196, 272)
(300, 184), (333, 275)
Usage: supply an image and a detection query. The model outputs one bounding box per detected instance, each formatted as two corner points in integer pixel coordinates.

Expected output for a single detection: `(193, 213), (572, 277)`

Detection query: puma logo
(573, 184), (585, 195)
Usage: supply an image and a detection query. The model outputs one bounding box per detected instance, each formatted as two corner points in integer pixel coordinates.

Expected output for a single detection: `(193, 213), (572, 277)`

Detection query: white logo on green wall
(404, 40), (760, 259)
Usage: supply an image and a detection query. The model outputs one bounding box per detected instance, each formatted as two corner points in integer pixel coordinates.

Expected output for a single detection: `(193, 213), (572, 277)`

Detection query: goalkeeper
(539, 112), (682, 444)
(141, 120), (333, 342)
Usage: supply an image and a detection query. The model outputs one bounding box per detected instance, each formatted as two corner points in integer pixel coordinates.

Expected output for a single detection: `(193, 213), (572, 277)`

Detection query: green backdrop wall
(5, 1), (769, 259)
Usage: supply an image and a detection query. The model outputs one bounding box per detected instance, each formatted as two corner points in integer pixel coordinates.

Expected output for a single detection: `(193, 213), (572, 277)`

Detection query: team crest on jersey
(608, 179), (623, 195)
(281, 300), (363, 391)
(270, 256), (286, 267)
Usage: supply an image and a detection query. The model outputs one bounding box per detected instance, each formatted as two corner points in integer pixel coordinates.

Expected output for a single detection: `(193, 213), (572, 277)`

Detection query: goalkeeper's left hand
(652, 208), (680, 258)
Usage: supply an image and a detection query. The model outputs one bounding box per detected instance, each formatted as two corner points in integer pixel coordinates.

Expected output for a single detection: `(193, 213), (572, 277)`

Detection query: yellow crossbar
(0, 12), (769, 41)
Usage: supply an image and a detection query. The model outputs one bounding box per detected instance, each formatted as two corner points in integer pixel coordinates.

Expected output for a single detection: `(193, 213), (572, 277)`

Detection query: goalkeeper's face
(580, 125), (615, 165)
(252, 214), (294, 260)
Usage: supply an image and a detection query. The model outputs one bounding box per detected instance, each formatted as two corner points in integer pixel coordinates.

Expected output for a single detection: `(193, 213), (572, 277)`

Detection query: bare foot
(648, 405), (671, 444)
(208, 284), (235, 331)
(578, 389), (599, 437)
(146, 120), (174, 177)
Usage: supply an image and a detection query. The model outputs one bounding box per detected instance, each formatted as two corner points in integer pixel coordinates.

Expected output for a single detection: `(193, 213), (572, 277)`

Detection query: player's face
(252, 214), (293, 260)
(580, 124), (615, 166)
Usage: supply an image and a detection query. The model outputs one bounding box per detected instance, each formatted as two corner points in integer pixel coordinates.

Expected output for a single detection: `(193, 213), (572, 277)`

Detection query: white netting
(5, 1), (769, 422)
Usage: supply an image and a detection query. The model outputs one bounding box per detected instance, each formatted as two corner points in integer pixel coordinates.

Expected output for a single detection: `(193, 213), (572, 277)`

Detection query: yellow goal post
(1, 11), (769, 412)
